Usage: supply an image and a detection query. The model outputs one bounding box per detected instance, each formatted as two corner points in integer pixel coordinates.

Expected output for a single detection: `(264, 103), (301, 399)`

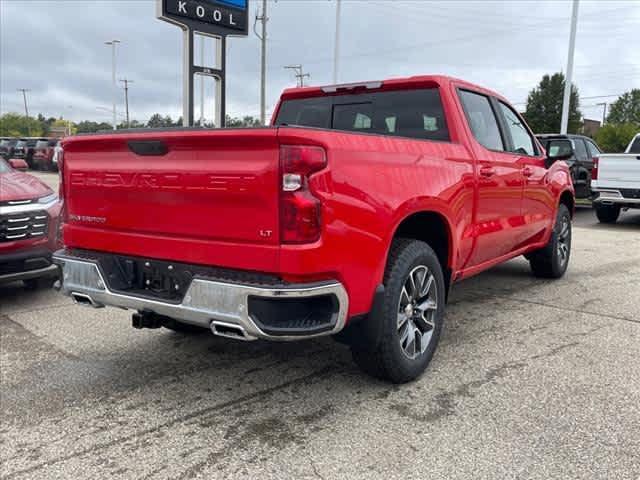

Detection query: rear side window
(586, 140), (601, 157)
(573, 139), (588, 161)
(629, 136), (640, 154)
(275, 88), (450, 142)
(458, 90), (504, 151)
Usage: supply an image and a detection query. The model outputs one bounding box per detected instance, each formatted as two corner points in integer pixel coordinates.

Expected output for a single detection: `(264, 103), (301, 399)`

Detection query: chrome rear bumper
(53, 251), (349, 341)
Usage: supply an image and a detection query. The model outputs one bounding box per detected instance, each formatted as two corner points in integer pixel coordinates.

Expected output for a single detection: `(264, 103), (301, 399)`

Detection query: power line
(284, 65), (311, 87)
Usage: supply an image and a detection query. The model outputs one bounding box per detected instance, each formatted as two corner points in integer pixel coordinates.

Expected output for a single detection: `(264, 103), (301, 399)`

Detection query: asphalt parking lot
(1, 173), (639, 480)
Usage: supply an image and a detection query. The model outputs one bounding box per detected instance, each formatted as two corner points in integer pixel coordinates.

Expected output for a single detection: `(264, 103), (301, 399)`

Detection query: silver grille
(0, 211), (49, 242)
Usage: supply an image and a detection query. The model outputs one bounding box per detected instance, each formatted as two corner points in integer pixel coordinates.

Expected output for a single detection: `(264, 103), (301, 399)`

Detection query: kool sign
(158, 0), (248, 35)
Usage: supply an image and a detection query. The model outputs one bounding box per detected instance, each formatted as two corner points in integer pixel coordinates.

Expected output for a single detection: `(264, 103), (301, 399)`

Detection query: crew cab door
(494, 100), (553, 246)
(457, 89), (525, 266)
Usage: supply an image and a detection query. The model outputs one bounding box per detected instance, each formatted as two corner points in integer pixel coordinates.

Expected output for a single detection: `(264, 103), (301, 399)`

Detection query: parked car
(23, 138), (45, 167)
(0, 158), (62, 289)
(32, 138), (60, 171)
(11, 139), (27, 160)
(0, 138), (18, 160)
(536, 133), (602, 199)
(590, 132), (640, 223)
(53, 75), (575, 382)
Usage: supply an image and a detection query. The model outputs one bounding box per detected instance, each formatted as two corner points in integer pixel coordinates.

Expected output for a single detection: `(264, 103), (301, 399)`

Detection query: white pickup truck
(591, 133), (640, 223)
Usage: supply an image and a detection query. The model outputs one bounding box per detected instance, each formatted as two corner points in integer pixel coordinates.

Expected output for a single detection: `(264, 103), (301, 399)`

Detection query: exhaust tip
(210, 321), (253, 341)
(71, 292), (103, 308)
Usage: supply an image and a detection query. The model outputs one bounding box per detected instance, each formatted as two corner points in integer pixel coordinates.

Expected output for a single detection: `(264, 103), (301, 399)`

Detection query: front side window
(458, 90), (504, 151)
(498, 102), (536, 156)
(628, 136), (640, 154)
(275, 88), (450, 142)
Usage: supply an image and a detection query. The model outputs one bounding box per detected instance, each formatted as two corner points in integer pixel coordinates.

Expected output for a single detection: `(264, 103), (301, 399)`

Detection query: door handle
(522, 166), (534, 177)
(479, 166), (496, 177)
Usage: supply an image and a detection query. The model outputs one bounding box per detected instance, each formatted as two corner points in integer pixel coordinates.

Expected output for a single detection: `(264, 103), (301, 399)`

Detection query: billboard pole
(157, 0), (248, 129)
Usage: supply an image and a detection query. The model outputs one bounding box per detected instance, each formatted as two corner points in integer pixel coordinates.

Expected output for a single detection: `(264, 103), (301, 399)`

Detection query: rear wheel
(595, 204), (620, 224)
(529, 204), (571, 278)
(351, 239), (445, 383)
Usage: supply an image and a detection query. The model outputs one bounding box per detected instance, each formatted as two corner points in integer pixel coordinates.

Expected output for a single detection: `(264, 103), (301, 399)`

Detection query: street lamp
(105, 40), (121, 130)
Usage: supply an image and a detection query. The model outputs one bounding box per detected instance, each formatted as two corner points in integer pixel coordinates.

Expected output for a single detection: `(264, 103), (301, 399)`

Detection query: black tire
(529, 204), (572, 279)
(24, 276), (56, 290)
(351, 239), (446, 384)
(595, 204), (620, 224)
(163, 319), (208, 334)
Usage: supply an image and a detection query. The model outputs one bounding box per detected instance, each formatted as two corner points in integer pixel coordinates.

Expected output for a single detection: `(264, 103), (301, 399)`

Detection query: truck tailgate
(62, 129), (281, 271)
(596, 154), (640, 189)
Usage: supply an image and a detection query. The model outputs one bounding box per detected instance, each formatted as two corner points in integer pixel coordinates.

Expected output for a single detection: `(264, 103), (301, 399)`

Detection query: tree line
(0, 113), (261, 137)
(523, 72), (639, 152)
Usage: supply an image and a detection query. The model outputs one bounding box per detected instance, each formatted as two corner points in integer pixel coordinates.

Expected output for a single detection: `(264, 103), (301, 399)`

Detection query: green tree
(606, 89), (640, 125)
(524, 72), (582, 134)
(0, 113), (44, 137)
(594, 123), (638, 153)
(225, 115), (261, 127)
(146, 114), (176, 128)
(76, 120), (113, 134)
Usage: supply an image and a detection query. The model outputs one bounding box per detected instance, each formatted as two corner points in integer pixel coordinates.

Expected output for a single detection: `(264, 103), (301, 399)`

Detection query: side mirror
(8, 158), (28, 171)
(545, 139), (574, 168)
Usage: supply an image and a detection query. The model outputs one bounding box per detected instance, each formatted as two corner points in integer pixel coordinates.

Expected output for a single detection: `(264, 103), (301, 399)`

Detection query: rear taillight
(279, 145), (327, 244)
(592, 156), (599, 180)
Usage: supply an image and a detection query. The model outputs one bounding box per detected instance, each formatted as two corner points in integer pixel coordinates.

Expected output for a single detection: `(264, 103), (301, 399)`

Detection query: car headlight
(38, 193), (58, 204)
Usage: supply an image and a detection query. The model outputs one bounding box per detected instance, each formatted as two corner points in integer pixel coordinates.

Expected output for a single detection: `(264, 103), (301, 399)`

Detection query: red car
(54, 75), (574, 382)
(0, 158), (62, 289)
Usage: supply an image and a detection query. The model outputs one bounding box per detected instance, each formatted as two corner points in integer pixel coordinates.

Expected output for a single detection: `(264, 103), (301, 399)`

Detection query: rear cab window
(275, 88), (450, 142)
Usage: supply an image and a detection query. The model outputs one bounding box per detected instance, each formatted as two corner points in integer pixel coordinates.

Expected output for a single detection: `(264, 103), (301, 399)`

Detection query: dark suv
(536, 134), (602, 199)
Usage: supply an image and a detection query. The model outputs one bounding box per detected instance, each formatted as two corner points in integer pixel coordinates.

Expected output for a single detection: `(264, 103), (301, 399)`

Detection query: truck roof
(280, 75), (509, 104)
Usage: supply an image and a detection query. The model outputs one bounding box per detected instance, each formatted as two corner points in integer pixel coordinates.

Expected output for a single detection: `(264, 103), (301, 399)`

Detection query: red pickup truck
(54, 76), (574, 382)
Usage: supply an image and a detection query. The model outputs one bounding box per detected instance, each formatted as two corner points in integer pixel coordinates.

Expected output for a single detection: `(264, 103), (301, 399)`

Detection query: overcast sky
(1, 0), (638, 124)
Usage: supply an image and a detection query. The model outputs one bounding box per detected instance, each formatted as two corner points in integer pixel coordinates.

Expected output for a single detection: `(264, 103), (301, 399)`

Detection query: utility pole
(333, 0), (342, 84)
(105, 39), (121, 130)
(120, 79), (134, 128)
(560, 0), (579, 135)
(17, 89), (30, 118)
(254, 0), (268, 125)
(596, 102), (607, 126)
(284, 65), (311, 87)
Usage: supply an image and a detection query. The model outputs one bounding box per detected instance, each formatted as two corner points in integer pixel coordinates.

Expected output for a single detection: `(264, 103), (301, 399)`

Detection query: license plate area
(99, 255), (193, 303)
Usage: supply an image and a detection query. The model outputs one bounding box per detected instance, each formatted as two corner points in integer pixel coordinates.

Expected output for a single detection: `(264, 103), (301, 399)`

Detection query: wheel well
(393, 211), (451, 274)
(560, 191), (575, 218)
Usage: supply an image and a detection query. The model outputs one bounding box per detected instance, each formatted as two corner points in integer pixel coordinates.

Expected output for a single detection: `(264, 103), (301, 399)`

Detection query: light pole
(105, 40), (121, 130)
(254, 0), (268, 125)
(560, 0), (579, 134)
(333, 0), (342, 84)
